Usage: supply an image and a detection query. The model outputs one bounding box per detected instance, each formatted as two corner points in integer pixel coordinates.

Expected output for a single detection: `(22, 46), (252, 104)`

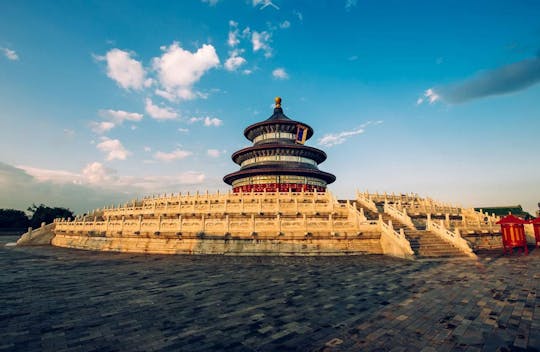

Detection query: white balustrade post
(178, 215), (182, 233)
(329, 213), (334, 235)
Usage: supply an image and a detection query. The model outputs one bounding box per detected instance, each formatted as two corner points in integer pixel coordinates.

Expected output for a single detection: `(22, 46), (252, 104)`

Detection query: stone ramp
(16, 223), (55, 246)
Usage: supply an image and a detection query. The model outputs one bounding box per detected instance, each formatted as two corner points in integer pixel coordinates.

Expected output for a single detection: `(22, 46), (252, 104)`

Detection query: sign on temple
(223, 97), (336, 193)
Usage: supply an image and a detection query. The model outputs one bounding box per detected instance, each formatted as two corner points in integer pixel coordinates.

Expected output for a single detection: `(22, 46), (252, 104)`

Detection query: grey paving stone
(1, 236), (540, 351)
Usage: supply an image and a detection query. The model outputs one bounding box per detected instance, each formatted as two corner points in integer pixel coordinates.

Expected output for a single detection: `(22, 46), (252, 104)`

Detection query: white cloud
(143, 146), (152, 152)
(188, 116), (223, 127)
(252, 0), (280, 10)
(201, 0), (219, 5)
(293, 10), (303, 21)
(0, 162), (212, 214)
(96, 137), (130, 161)
(272, 67), (288, 80)
(279, 20), (291, 29)
(145, 98), (178, 120)
(82, 162), (117, 184)
(207, 149), (222, 157)
(251, 31), (272, 57)
(99, 109), (143, 123)
(417, 88), (440, 105)
(318, 121), (382, 147)
(91, 121), (115, 134)
(178, 128), (189, 133)
(225, 52), (247, 71)
(152, 42), (220, 101)
(154, 149), (193, 162)
(204, 117), (223, 127)
(242, 69), (253, 75)
(16, 165), (81, 184)
(97, 48), (146, 90)
(154, 89), (177, 101)
(227, 21), (240, 47)
(1, 47), (19, 61)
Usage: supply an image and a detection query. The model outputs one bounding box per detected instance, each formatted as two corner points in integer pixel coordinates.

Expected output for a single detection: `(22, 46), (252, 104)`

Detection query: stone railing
(426, 218), (476, 258)
(461, 208), (499, 224)
(355, 191), (379, 213)
(54, 210), (365, 239)
(383, 202), (415, 229)
(359, 191), (420, 205)
(86, 191), (338, 219)
(379, 219), (414, 259)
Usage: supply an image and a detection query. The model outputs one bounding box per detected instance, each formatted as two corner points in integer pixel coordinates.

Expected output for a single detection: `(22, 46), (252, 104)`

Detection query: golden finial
(275, 96), (282, 108)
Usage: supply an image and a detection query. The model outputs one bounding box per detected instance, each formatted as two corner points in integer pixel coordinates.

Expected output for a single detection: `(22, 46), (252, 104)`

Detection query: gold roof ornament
(275, 96), (282, 108)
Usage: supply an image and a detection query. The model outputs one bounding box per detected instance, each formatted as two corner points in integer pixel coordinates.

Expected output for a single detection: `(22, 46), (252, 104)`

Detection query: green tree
(0, 209), (30, 228)
(27, 204), (74, 228)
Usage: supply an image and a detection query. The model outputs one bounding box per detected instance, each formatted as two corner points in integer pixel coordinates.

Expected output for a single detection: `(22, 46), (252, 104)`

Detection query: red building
(530, 217), (540, 248)
(496, 214), (529, 255)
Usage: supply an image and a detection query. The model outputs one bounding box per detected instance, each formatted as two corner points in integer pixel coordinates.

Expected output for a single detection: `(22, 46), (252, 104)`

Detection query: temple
(16, 97), (539, 259)
(223, 97), (336, 193)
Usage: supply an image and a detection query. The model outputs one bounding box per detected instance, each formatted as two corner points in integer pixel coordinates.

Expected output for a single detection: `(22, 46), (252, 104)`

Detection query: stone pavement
(1, 235), (539, 351)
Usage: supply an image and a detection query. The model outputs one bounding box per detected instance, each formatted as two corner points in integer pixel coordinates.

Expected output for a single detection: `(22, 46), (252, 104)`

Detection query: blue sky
(1, 0), (539, 214)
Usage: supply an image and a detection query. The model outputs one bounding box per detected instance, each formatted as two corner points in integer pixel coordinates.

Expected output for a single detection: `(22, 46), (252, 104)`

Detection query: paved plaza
(1, 236), (539, 351)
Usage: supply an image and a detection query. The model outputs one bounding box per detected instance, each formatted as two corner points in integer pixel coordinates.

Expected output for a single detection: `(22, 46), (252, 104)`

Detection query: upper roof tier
(244, 97), (314, 141)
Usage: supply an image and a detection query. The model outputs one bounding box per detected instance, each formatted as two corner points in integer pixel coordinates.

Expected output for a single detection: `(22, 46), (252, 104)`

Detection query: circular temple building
(223, 97), (336, 193)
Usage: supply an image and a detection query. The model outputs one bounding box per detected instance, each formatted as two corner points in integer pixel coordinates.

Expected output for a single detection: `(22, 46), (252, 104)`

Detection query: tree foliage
(27, 204), (74, 228)
(0, 209), (29, 228)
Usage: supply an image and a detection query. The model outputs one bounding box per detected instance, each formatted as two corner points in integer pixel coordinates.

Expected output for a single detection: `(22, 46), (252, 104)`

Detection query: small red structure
(530, 217), (540, 248)
(496, 214), (528, 255)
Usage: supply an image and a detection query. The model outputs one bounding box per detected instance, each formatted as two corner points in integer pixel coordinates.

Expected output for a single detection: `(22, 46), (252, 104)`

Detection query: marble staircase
(356, 203), (472, 259)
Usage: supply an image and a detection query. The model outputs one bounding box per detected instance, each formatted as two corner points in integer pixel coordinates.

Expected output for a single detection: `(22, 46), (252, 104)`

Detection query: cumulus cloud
(154, 149), (193, 162)
(272, 67), (288, 80)
(252, 31), (272, 57)
(96, 137), (130, 161)
(96, 49), (146, 90)
(225, 51), (247, 71)
(82, 162), (117, 184)
(90, 121), (115, 134)
(204, 117), (223, 126)
(1, 47), (19, 61)
(188, 116), (223, 127)
(225, 21), (248, 72)
(145, 98), (178, 120)
(418, 56), (540, 104)
(318, 121), (382, 147)
(99, 109), (143, 123)
(152, 42), (219, 101)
